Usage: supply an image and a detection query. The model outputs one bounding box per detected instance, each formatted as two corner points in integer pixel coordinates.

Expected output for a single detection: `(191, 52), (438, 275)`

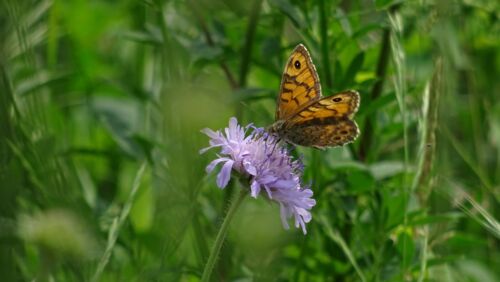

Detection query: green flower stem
(201, 188), (248, 282)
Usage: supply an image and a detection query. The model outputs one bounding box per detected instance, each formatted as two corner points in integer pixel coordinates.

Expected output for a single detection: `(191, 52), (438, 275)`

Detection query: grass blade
(92, 162), (147, 282)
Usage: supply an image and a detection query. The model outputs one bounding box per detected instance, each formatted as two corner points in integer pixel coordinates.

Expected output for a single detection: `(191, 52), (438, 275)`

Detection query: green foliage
(1, 0), (499, 281)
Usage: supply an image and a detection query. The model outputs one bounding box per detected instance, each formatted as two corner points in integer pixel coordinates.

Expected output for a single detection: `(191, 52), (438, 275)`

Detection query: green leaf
(340, 52), (364, 89)
(335, 8), (352, 37)
(396, 231), (415, 268)
(232, 87), (275, 102)
(357, 91), (396, 119)
(15, 70), (70, 96)
(76, 166), (97, 209)
(375, 0), (403, 10)
(352, 24), (384, 40)
(456, 260), (498, 282)
(92, 97), (145, 160)
(347, 170), (375, 194)
(448, 232), (488, 249)
(190, 41), (224, 62)
(384, 191), (407, 229)
(369, 161), (406, 180)
(268, 0), (305, 29)
(408, 212), (463, 226)
(121, 30), (162, 45)
(130, 177), (153, 233)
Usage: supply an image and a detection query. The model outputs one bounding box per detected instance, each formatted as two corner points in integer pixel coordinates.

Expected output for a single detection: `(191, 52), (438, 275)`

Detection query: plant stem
(358, 5), (400, 162)
(201, 188), (247, 282)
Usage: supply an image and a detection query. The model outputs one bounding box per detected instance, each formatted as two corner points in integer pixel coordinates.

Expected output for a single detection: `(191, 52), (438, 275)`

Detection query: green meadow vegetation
(1, 0), (499, 281)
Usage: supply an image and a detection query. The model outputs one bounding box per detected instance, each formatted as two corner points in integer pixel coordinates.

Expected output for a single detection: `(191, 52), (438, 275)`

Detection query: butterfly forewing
(276, 44), (322, 120)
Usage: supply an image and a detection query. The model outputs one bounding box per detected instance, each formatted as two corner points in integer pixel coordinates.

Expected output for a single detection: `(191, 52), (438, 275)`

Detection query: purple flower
(200, 117), (316, 234)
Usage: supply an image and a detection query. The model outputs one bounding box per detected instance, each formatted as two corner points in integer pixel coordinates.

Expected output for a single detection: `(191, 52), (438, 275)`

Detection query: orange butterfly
(269, 44), (360, 149)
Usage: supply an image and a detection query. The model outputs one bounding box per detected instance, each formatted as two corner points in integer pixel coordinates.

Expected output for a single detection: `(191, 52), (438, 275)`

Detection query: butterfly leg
(271, 136), (284, 154)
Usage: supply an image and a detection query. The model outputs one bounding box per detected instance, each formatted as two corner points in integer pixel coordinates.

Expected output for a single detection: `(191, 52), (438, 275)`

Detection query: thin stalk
(355, 7), (398, 279)
(192, 210), (210, 268)
(318, 0), (332, 89)
(292, 236), (308, 281)
(188, 0), (238, 89)
(450, 186), (500, 239)
(201, 188), (247, 282)
(413, 58), (442, 205)
(239, 0), (263, 88)
(417, 227), (429, 282)
(91, 162), (147, 282)
(442, 126), (495, 197)
(358, 27), (391, 161)
(47, 0), (58, 66)
(0, 64), (20, 138)
(388, 8), (411, 274)
(236, 0), (263, 120)
(320, 215), (367, 282)
(413, 58), (442, 281)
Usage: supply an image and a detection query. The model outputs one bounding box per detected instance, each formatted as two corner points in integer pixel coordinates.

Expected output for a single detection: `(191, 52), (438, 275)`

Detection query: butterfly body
(270, 44), (360, 149)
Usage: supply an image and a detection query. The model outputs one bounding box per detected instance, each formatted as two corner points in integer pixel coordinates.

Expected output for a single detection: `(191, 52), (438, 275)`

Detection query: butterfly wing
(276, 44), (322, 121)
(282, 90), (360, 148)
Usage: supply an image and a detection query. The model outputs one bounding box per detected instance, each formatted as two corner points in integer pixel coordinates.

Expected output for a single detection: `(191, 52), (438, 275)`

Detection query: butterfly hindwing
(282, 118), (359, 148)
(276, 44), (321, 120)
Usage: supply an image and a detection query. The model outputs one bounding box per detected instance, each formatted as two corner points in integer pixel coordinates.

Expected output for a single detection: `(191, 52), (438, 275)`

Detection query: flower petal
(243, 160), (257, 175)
(279, 203), (290, 230)
(200, 128), (220, 139)
(199, 145), (218, 154)
(216, 159), (234, 188)
(263, 185), (273, 199)
(250, 180), (261, 198)
(206, 158), (230, 174)
(228, 117), (238, 131)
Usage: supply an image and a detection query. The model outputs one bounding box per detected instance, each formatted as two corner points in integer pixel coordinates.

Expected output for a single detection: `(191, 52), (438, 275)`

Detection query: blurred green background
(1, 0), (499, 281)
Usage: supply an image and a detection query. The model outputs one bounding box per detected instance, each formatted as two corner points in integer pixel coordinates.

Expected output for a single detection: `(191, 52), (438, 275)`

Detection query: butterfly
(269, 44), (360, 149)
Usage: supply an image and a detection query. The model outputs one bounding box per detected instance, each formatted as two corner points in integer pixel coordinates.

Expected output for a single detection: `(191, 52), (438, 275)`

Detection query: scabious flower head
(200, 117), (316, 234)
